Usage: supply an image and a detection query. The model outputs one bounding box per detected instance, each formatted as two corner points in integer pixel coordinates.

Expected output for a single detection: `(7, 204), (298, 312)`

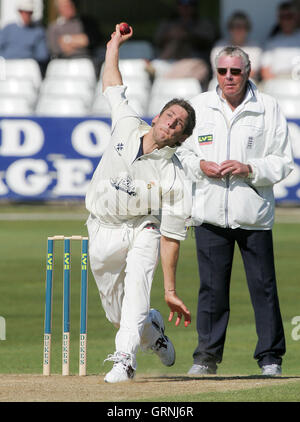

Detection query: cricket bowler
(85, 23), (195, 383)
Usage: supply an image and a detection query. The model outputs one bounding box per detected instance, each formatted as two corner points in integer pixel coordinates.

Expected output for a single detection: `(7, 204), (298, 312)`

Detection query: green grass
(0, 205), (300, 401)
(141, 381), (300, 402)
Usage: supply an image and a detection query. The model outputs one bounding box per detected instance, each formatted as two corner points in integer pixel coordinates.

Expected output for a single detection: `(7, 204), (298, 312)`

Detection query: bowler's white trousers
(87, 215), (162, 365)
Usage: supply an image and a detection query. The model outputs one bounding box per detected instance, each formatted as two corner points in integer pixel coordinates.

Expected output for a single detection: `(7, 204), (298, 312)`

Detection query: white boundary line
(0, 209), (300, 222)
(0, 213), (88, 221)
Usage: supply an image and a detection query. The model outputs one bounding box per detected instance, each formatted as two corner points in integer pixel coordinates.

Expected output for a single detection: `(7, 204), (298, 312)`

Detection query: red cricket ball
(119, 22), (130, 35)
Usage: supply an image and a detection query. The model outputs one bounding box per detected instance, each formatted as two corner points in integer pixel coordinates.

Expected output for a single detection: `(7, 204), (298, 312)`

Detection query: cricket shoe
(188, 364), (217, 375)
(261, 364), (282, 377)
(104, 351), (135, 383)
(149, 308), (175, 367)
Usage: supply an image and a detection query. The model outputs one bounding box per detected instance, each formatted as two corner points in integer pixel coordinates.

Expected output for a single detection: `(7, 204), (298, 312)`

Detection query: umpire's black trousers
(193, 224), (286, 370)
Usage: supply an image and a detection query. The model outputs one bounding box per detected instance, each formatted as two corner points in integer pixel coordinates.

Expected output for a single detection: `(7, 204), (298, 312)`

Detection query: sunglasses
(217, 67), (243, 76)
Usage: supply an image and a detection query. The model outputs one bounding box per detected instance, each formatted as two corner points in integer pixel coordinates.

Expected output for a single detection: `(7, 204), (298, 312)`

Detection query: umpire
(177, 46), (294, 376)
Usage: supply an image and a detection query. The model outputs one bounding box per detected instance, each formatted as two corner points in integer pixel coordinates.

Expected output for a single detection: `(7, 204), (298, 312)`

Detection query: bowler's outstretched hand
(165, 291), (191, 327)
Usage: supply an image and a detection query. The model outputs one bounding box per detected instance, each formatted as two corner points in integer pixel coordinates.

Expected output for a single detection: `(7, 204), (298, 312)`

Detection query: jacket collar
(146, 145), (177, 160)
(207, 80), (265, 114)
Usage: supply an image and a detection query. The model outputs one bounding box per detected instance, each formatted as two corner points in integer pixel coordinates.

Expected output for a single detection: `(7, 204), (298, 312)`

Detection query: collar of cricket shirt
(137, 123), (177, 160)
(143, 145), (177, 161)
(208, 80), (264, 115)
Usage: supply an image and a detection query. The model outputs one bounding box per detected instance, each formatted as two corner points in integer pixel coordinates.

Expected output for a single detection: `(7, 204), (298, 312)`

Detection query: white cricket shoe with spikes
(104, 351), (135, 383)
(149, 308), (175, 367)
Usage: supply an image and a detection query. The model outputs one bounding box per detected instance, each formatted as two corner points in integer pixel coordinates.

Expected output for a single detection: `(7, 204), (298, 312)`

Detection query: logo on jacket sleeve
(198, 134), (213, 145)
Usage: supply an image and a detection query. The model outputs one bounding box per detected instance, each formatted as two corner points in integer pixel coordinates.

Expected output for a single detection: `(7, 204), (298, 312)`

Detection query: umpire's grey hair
(215, 46), (251, 74)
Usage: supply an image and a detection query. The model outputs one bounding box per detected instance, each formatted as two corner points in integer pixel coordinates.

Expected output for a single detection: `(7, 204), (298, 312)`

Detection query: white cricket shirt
(85, 85), (190, 240)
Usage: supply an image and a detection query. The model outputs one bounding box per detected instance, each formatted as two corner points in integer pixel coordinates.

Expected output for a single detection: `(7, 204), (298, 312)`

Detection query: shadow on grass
(136, 375), (300, 383)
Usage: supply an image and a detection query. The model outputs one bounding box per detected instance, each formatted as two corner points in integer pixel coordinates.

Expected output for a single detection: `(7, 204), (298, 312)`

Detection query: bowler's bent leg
(115, 226), (160, 360)
(87, 217), (128, 327)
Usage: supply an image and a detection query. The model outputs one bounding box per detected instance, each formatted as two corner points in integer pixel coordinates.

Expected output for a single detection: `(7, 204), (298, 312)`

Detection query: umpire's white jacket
(177, 81), (294, 230)
(86, 85), (190, 240)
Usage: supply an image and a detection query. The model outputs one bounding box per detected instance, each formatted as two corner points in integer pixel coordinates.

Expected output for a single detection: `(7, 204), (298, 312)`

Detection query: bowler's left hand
(165, 291), (191, 327)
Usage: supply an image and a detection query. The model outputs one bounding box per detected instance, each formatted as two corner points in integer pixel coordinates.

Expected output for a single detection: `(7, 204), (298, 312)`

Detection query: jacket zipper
(224, 111), (244, 227)
(221, 108), (231, 228)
